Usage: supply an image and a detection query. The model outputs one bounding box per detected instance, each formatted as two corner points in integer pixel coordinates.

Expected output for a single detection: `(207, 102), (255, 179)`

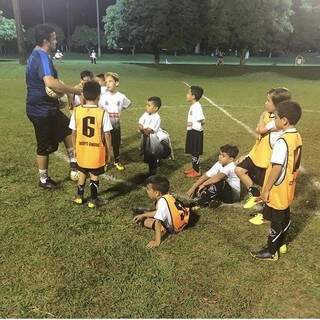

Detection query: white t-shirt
(187, 101), (205, 131)
(154, 197), (173, 231)
(100, 86), (107, 95)
(206, 161), (241, 193)
(138, 112), (161, 133)
(265, 118), (283, 148)
(99, 91), (131, 124)
(69, 105), (113, 132)
(71, 94), (81, 108)
(270, 128), (298, 185)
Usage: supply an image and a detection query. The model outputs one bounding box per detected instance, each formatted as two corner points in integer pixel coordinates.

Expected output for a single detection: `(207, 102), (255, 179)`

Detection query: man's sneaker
(73, 196), (83, 205)
(185, 169), (201, 178)
(87, 198), (104, 209)
(39, 177), (59, 189)
(184, 167), (193, 174)
(279, 244), (288, 254)
(250, 248), (279, 261)
(115, 162), (125, 171)
(249, 213), (265, 225)
(209, 199), (222, 209)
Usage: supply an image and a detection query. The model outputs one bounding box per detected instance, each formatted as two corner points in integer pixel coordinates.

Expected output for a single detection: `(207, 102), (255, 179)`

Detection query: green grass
(0, 60), (319, 317)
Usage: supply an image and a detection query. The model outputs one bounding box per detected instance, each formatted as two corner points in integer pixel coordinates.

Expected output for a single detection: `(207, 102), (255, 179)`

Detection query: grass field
(0, 59), (319, 318)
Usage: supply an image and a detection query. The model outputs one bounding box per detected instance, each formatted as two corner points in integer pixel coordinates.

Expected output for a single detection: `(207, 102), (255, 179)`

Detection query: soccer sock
(39, 169), (48, 183)
(192, 156), (200, 172)
(66, 147), (76, 165)
(77, 184), (85, 197)
(90, 180), (99, 200)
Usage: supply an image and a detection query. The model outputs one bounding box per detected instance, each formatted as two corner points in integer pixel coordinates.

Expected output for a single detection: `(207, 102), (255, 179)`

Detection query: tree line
(1, 0), (320, 64)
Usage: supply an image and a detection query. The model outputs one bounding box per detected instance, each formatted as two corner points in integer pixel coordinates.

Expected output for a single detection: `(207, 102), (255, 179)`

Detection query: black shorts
(185, 130), (203, 156)
(262, 205), (290, 223)
(28, 110), (71, 156)
(237, 156), (266, 187)
(77, 165), (105, 177)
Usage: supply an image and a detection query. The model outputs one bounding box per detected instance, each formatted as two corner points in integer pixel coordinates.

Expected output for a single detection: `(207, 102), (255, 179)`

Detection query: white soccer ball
(45, 80), (65, 98)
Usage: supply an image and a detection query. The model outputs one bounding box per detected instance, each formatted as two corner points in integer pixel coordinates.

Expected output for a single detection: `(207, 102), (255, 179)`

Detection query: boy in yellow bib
(133, 175), (190, 248)
(69, 81), (112, 208)
(251, 101), (302, 261)
(235, 88), (291, 209)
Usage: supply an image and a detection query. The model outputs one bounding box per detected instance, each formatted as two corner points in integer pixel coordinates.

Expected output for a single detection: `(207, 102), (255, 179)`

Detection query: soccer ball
(45, 79), (65, 98)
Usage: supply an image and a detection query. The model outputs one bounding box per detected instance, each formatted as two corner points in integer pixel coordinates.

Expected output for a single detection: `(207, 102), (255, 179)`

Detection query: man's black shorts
(237, 156), (266, 187)
(28, 110), (71, 156)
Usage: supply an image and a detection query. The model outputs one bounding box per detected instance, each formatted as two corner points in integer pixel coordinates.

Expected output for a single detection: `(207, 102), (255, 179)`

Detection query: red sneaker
(184, 167), (194, 174)
(186, 169), (201, 178)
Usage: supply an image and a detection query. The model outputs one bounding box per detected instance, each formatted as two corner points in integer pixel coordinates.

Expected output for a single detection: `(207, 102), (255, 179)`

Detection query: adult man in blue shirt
(26, 24), (82, 189)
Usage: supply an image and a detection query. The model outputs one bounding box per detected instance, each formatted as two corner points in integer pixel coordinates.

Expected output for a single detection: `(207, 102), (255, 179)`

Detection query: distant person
(184, 86), (205, 178)
(54, 49), (63, 62)
(90, 50), (97, 64)
(69, 81), (112, 208)
(251, 101), (302, 261)
(99, 72), (131, 171)
(133, 175), (190, 248)
(26, 24), (82, 189)
(216, 51), (224, 66)
(295, 55), (305, 66)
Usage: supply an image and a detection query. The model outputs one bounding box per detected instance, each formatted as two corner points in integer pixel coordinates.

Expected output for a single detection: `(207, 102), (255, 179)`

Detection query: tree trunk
(11, 0), (26, 64)
(239, 48), (246, 65)
(131, 45), (135, 56)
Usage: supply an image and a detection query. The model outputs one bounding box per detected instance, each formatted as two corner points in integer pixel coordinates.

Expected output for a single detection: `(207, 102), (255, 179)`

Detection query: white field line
(183, 81), (320, 191)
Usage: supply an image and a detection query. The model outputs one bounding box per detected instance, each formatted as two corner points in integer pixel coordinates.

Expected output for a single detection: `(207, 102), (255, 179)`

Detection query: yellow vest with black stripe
(248, 112), (275, 168)
(74, 106), (106, 169)
(264, 130), (302, 210)
(162, 194), (190, 232)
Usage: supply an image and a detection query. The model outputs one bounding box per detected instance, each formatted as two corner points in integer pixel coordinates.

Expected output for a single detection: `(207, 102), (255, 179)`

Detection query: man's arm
(43, 76), (82, 95)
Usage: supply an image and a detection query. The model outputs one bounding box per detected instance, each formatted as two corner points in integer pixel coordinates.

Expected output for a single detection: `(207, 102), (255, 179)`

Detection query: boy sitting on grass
(133, 175), (190, 248)
(187, 144), (241, 207)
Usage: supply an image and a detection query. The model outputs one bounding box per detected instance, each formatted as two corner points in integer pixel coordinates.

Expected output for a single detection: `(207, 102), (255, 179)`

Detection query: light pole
(96, 0), (101, 57)
(41, 0), (45, 24)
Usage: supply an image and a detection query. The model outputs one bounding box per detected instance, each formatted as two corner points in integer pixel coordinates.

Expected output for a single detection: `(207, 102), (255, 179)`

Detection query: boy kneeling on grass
(133, 175), (190, 248)
(186, 144), (241, 208)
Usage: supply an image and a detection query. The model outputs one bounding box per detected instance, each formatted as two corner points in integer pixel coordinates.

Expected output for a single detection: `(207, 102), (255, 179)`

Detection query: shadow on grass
(288, 172), (319, 243)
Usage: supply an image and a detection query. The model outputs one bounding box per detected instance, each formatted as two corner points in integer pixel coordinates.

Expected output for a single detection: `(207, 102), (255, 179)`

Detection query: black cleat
(132, 207), (153, 214)
(250, 248), (279, 261)
(38, 177), (59, 190)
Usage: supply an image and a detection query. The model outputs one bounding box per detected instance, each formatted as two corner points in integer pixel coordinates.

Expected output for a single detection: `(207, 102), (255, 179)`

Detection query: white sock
(66, 147), (76, 163)
(39, 169), (48, 183)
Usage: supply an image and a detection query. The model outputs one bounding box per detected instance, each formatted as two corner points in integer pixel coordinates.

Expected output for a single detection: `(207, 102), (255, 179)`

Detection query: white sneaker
(70, 170), (79, 181)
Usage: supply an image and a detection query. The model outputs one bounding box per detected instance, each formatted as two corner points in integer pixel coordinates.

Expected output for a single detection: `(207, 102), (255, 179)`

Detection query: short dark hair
(35, 24), (55, 46)
(267, 87), (291, 105)
(220, 144), (239, 158)
(83, 81), (101, 101)
(146, 175), (170, 195)
(148, 96), (162, 109)
(276, 100), (302, 125)
(96, 73), (105, 80)
(80, 70), (94, 80)
(190, 86), (204, 101)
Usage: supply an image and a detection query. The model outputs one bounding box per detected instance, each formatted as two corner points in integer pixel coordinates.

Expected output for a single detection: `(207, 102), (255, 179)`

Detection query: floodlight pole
(41, 0), (46, 24)
(96, 0), (101, 57)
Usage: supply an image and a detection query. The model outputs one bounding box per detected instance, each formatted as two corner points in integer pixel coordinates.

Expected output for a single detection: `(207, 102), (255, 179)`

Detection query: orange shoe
(186, 169), (201, 178)
(184, 167), (193, 174)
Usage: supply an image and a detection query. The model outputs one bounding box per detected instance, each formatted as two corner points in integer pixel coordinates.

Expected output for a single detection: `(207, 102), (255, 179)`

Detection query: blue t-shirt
(26, 48), (59, 117)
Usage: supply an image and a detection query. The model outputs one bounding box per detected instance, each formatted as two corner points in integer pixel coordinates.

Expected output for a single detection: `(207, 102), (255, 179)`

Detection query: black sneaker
(38, 177), (59, 190)
(250, 248), (279, 261)
(87, 197), (105, 208)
